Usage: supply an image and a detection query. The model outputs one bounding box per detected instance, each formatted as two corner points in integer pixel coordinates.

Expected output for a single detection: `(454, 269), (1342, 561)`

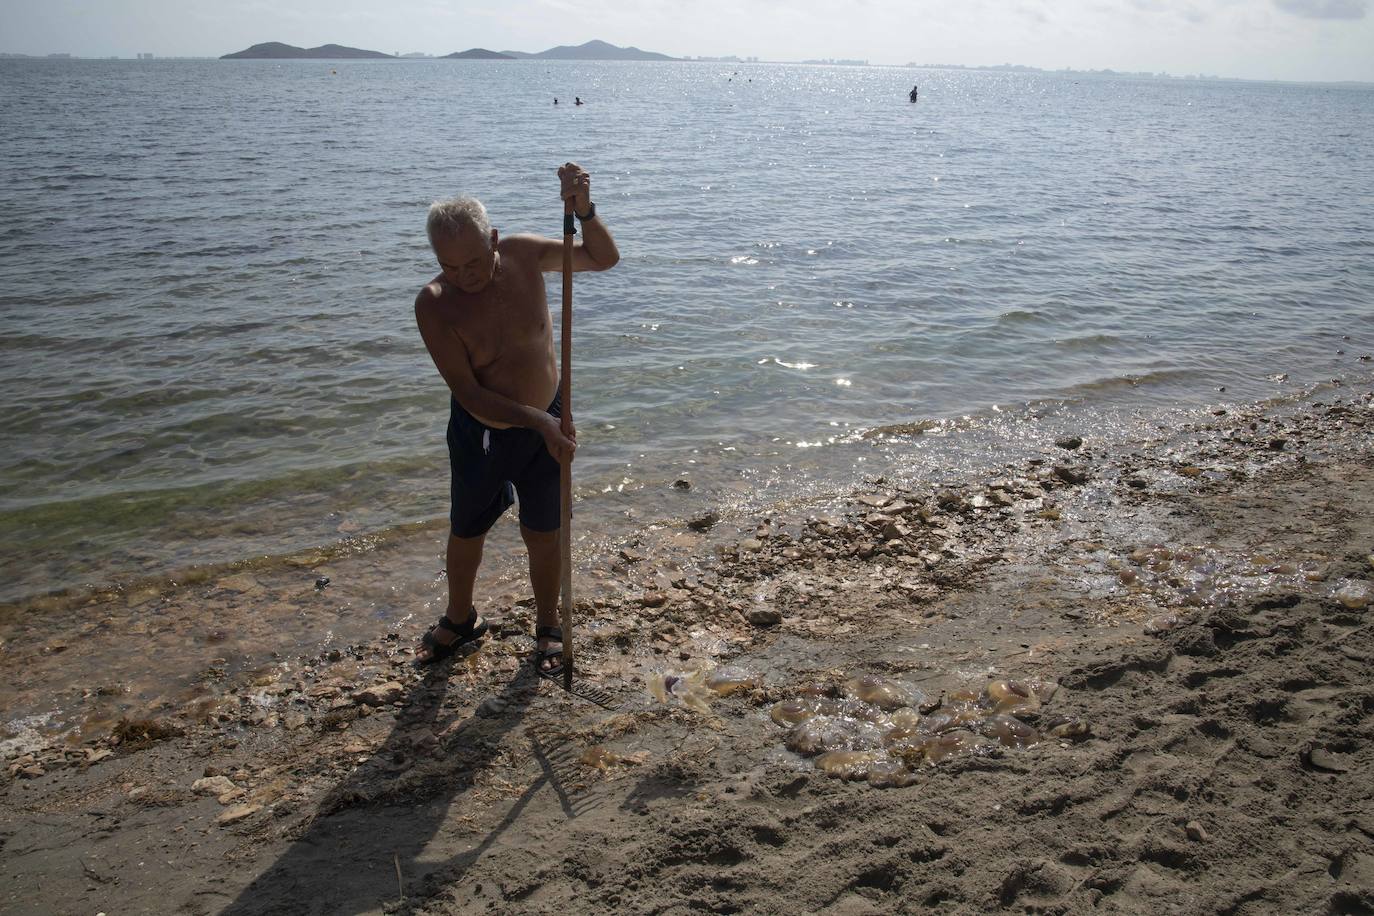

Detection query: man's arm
(525, 162), (621, 273)
(414, 288), (575, 462)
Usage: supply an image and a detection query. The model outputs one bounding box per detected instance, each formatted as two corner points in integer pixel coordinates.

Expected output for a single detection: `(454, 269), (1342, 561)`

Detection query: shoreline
(4, 370), (1365, 612)
(1, 385), (1371, 914)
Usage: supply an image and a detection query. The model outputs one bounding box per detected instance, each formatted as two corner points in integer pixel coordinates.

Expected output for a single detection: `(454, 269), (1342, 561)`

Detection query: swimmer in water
(909, 85), (918, 102)
(575, 96), (584, 106)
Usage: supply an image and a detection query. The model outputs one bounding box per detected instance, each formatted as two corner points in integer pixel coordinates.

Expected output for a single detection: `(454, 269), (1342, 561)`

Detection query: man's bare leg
(522, 524), (562, 674)
(415, 532), (485, 662)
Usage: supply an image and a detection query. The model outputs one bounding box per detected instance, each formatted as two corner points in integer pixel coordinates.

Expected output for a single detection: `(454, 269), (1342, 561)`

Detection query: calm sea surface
(1, 59), (1372, 602)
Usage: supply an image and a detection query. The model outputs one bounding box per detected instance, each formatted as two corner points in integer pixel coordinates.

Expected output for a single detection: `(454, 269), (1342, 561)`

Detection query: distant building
(137, 52), (154, 60)
(47, 53), (72, 59)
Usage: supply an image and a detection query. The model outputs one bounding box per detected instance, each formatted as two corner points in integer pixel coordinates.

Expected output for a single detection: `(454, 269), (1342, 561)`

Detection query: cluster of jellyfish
(649, 668), (1089, 789)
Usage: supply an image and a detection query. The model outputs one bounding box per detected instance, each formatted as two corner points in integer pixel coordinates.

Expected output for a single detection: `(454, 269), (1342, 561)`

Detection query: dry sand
(2, 388), (1373, 915)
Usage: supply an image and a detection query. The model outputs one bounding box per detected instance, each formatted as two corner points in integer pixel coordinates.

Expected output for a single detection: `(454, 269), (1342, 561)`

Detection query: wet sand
(2, 387), (1373, 915)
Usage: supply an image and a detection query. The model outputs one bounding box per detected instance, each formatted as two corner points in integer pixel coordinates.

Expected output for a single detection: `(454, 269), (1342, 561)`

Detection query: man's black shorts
(447, 392), (561, 538)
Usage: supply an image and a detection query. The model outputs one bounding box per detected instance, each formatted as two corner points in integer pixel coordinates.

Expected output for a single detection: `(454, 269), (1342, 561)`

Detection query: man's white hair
(426, 196), (491, 247)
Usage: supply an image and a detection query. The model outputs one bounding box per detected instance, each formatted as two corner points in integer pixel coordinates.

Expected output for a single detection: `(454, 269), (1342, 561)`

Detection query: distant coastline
(218, 39), (675, 61)
(2, 49), (1369, 87)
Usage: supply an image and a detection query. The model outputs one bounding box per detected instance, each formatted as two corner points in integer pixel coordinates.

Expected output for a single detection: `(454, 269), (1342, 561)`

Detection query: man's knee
(520, 524), (559, 548)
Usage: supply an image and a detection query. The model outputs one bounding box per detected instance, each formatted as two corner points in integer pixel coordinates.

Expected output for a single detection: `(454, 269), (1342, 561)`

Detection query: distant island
(220, 39), (675, 61)
(221, 42), (393, 60)
(443, 48), (510, 60)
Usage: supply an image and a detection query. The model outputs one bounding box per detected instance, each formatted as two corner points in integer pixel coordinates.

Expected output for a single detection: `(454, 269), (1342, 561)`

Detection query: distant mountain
(442, 48), (515, 60)
(221, 42), (394, 60)
(527, 39), (674, 61)
(221, 39), (674, 62)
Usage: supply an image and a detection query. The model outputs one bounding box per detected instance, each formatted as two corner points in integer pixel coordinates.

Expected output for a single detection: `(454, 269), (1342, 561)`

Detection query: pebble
(1143, 614), (1180, 635)
(1053, 465), (1090, 486)
(687, 511), (719, 531)
(672, 478), (692, 490)
(354, 682), (405, 706)
(217, 803), (263, 825)
(1185, 821), (1209, 842)
(747, 608), (782, 627)
(1055, 436), (1083, 450)
(641, 592), (668, 608)
(192, 775), (238, 797)
(477, 696), (509, 718)
(936, 490), (966, 512)
(1305, 746), (1350, 773)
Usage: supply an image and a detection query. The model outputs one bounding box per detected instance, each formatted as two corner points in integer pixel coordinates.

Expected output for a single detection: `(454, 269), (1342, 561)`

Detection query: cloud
(1273, 0), (1367, 18)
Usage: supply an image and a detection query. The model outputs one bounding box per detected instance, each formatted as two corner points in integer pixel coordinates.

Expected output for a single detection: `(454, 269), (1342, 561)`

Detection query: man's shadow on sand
(217, 649), (569, 916)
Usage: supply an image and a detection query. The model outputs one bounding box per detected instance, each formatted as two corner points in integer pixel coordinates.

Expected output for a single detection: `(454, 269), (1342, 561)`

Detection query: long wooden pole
(559, 196), (575, 690)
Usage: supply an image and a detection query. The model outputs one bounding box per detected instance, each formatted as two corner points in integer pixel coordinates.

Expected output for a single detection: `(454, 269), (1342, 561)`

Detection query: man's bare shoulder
(415, 276), (452, 315)
(501, 233), (559, 262)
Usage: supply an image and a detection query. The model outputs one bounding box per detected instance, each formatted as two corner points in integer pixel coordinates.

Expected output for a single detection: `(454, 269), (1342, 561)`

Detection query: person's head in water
(427, 196), (499, 294)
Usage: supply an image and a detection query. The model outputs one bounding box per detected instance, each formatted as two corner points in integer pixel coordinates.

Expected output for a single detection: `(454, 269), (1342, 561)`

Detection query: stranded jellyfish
(978, 714), (1040, 748)
(1042, 715), (1091, 739)
(867, 759), (920, 788)
(843, 674), (922, 711)
(882, 707), (923, 748)
(704, 666), (761, 696)
(813, 750), (888, 781)
(785, 715), (885, 756)
(647, 670), (715, 714)
(983, 680), (1041, 715)
(905, 730), (988, 766)
(774, 671), (1087, 785)
(919, 706), (984, 735)
(769, 697), (843, 727)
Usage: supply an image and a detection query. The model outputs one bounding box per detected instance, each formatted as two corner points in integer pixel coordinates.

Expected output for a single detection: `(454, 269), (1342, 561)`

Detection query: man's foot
(415, 607), (488, 665)
(533, 625), (564, 680)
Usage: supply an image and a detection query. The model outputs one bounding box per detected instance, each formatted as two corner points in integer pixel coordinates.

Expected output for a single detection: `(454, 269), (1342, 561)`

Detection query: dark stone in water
(1055, 436), (1083, 450)
(315, 577), (330, 590)
(1053, 465), (1090, 486)
(688, 511), (719, 531)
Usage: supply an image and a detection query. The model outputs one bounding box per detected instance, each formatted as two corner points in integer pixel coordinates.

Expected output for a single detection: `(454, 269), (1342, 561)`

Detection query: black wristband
(575, 201), (596, 222)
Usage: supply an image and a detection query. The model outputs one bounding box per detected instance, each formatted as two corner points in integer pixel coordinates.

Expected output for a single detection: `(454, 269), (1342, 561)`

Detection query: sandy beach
(2, 384), (1372, 915)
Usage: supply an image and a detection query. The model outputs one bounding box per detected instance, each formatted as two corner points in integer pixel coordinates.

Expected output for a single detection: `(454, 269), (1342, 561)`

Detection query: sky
(2, 0), (1372, 82)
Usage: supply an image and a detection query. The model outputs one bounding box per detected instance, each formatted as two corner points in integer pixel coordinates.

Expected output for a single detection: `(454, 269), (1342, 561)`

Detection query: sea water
(1, 59), (1372, 602)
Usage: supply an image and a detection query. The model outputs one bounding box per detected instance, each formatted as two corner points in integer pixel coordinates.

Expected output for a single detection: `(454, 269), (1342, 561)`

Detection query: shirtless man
(413, 163), (620, 675)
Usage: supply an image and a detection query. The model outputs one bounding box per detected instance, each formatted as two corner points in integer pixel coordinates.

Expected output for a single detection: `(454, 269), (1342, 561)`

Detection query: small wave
(997, 309), (1049, 325)
(1054, 333), (1122, 351)
(1054, 368), (1197, 397)
(861, 418), (945, 439)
